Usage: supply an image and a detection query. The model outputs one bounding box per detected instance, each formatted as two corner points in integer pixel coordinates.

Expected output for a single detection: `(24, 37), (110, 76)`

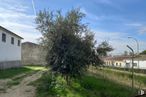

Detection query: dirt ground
(0, 71), (43, 97)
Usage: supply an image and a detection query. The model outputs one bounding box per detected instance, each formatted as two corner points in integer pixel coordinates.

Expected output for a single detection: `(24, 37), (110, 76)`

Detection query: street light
(127, 45), (134, 91)
(128, 37), (139, 69)
(128, 37), (139, 55)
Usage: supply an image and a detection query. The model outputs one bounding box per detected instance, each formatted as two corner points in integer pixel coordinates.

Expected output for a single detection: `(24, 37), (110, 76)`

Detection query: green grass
(34, 72), (135, 97)
(7, 80), (20, 87)
(0, 65), (46, 79)
(0, 65), (46, 93)
(102, 68), (146, 86)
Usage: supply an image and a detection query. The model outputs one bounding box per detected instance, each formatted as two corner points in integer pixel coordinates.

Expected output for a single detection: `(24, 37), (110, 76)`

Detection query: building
(22, 42), (47, 65)
(125, 55), (146, 69)
(104, 57), (114, 67)
(104, 56), (130, 68)
(104, 55), (146, 69)
(0, 26), (23, 69)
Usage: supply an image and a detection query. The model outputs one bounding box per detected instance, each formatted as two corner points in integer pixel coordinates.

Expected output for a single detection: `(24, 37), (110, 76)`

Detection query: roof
(0, 26), (23, 39)
(133, 55), (146, 61)
(104, 55), (146, 61)
(103, 56), (131, 61)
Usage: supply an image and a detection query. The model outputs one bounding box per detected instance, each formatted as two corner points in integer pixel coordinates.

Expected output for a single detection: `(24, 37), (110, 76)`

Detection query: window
(126, 63), (130, 65)
(116, 63), (118, 66)
(2, 33), (6, 42)
(11, 37), (14, 44)
(18, 40), (20, 46)
(119, 63), (121, 67)
(133, 63), (137, 67)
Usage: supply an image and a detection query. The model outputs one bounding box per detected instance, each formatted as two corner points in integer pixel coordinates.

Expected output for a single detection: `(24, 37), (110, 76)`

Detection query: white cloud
(139, 26), (146, 34)
(92, 0), (112, 5)
(125, 22), (146, 34)
(125, 23), (142, 27)
(93, 29), (146, 55)
(0, 0), (40, 43)
(80, 8), (102, 22)
(0, 0), (145, 55)
(92, 0), (122, 10)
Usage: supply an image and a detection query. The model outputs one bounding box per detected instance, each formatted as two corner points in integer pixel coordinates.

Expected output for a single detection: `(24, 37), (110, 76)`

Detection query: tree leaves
(36, 8), (113, 81)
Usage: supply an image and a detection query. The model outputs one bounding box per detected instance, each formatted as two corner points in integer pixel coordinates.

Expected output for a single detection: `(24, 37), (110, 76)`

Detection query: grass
(0, 65), (46, 93)
(0, 65), (46, 79)
(102, 68), (146, 86)
(34, 72), (135, 97)
(0, 65), (46, 92)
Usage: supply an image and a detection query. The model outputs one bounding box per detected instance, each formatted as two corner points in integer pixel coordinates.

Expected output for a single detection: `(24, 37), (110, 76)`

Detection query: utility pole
(127, 45), (134, 91)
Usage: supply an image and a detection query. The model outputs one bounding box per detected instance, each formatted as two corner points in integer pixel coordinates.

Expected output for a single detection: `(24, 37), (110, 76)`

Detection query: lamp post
(127, 45), (134, 91)
(128, 37), (139, 69)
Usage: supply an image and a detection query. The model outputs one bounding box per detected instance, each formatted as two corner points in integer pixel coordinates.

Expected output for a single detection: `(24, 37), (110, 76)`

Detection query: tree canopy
(36, 8), (113, 81)
(140, 50), (146, 55)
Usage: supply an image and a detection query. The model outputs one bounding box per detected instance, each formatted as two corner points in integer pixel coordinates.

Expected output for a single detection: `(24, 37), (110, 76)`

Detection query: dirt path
(0, 71), (43, 97)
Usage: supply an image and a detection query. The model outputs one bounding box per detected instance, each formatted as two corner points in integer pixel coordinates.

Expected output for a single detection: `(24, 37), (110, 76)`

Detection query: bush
(36, 72), (67, 97)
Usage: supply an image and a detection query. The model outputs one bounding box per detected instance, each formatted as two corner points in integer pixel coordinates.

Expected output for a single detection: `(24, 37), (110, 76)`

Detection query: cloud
(125, 22), (146, 34)
(93, 30), (129, 54)
(92, 0), (112, 5)
(93, 29), (146, 55)
(80, 8), (103, 22)
(0, 0), (40, 43)
(125, 23), (142, 27)
(92, 0), (122, 10)
(138, 26), (146, 34)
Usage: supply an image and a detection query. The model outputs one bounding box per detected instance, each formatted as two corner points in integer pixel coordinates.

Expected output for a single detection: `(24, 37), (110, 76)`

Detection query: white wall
(0, 29), (22, 62)
(125, 60), (146, 69)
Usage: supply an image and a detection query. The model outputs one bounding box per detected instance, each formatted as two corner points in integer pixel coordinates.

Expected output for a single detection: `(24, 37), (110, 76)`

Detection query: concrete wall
(0, 29), (22, 61)
(22, 42), (47, 65)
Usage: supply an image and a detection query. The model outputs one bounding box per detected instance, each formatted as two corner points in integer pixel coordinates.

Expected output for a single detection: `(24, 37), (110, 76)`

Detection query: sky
(0, 0), (146, 55)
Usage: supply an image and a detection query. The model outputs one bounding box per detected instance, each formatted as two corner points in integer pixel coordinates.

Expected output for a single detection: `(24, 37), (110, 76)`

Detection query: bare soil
(0, 71), (43, 97)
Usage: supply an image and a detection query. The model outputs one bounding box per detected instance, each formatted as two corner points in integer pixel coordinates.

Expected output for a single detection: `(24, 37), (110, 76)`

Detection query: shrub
(36, 73), (67, 97)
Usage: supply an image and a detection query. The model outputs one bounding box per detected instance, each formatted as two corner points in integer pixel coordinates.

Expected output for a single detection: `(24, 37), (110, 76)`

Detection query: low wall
(0, 60), (22, 69)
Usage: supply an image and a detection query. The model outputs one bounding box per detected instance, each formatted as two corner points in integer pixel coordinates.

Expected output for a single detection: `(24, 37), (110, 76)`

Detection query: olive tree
(36, 8), (112, 82)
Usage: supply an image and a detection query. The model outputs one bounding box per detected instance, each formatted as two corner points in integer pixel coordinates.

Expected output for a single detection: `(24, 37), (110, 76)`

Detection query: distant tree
(96, 41), (113, 57)
(123, 51), (128, 56)
(140, 50), (146, 55)
(36, 8), (113, 82)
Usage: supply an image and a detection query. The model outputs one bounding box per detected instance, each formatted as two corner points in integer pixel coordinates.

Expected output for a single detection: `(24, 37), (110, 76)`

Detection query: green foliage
(36, 73), (67, 97)
(0, 66), (46, 79)
(35, 73), (134, 97)
(79, 75), (134, 97)
(0, 67), (31, 79)
(96, 41), (113, 57)
(36, 8), (113, 81)
(140, 50), (146, 55)
(103, 68), (146, 86)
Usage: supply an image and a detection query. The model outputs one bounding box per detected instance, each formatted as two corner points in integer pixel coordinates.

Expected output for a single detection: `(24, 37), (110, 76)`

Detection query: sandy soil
(0, 71), (43, 97)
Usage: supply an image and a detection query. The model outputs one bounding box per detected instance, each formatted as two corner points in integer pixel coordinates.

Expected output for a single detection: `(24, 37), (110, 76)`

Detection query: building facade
(0, 26), (23, 69)
(125, 55), (146, 69)
(104, 55), (146, 69)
